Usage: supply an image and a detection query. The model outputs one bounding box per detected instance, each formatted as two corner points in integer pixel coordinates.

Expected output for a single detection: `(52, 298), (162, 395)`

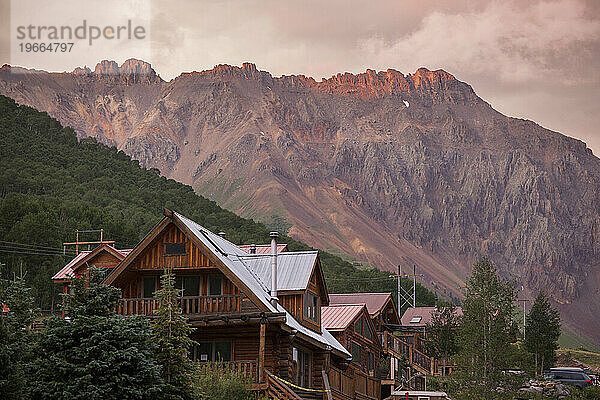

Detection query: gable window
(304, 291), (319, 323)
(208, 274), (223, 296)
(175, 276), (201, 297)
(165, 243), (186, 256)
(354, 315), (373, 341)
(190, 341), (232, 362)
(142, 276), (157, 298)
(367, 351), (375, 371)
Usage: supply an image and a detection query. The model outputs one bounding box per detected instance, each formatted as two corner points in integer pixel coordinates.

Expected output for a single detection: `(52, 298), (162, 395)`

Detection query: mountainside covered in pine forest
(0, 95), (436, 312)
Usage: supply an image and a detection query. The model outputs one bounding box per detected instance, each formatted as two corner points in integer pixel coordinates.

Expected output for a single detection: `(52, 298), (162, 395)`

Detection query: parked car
(543, 368), (593, 389)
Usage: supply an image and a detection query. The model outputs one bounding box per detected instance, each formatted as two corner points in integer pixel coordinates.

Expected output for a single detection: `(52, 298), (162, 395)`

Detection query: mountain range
(1, 59), (599, 345)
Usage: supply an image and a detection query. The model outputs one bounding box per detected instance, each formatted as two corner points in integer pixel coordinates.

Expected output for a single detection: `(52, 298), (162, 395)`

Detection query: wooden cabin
(97, 210), (353, 399)
(52, 243), (131, 294)
(399, 307), (462, 353)
(329, 293), (400, 332)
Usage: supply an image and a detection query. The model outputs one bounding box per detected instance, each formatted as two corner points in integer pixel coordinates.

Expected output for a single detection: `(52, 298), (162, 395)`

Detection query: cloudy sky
(2, 0), (599, 153)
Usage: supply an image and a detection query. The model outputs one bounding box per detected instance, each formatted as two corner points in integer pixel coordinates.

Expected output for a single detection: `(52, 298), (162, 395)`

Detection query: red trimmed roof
(329, 293), (392, 315)
(52, 244), (131, 281)
(238, 243), (288, 254)
(321, 304), (365, 331)
(400, 306), (463, 327)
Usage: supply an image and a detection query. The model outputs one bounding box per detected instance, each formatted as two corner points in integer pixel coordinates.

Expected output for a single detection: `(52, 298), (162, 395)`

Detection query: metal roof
(400, 306), (463, 327)
(329, 292), (392, 315)
(238, 244), (288, 254)
(242, 251), (318, 291)
(52, 246), (132, 280)
(173, 212), (350, 358)
(321, 304), (365, 331)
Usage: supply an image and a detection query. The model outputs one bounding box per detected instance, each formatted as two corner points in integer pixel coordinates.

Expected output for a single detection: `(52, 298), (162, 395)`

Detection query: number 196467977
(18, 42), (74, 52)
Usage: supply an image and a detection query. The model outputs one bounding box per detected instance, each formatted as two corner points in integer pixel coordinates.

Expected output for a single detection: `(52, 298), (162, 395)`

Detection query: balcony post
(258, 320), (266, 383)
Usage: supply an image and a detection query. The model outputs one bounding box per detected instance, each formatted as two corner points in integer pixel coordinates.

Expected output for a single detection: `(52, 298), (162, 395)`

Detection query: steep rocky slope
(2, 60), (599, 343)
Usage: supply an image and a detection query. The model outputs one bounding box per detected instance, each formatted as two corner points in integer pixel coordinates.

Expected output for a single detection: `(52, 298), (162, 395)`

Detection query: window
(165, 243), (186, 256)
(293, 347), (312, 387)
(208, 274), (223, 296)
(410, 316), (422, 323)
(175, 276), (201, 297)
(351, 342), (362, 366)
(354, 316), (363, 335)
(142, 276), (157, 298)
(190, 341), (232, 362)
(304, 291), (319, 323)
(354, 316), (373, 341)
(367, 352), (375, 371)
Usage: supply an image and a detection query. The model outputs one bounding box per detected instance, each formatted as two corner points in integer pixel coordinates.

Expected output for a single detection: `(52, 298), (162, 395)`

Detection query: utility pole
(517, 285), (531, 339)
(392, 264), (424, 318)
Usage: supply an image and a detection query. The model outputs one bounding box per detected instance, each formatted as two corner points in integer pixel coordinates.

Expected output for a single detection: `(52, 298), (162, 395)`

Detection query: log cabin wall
(330, 315), (382, 376)
(279, 294), (302, 322)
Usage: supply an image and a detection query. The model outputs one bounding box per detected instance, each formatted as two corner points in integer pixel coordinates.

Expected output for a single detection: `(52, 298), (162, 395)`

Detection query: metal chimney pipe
(218, 232), (226, 238)
(270, 232), (279, 307)
(250, 244), (257, 254)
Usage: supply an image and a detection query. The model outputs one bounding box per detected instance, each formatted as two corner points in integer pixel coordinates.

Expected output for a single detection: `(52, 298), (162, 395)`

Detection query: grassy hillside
(0, 95), (436, 309)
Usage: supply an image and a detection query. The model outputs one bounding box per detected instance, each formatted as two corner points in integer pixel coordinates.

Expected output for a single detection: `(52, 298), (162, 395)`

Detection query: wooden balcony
(116, 294), (244, 316)
(198, 360), (259, 383)
(328, 366), (380, 400)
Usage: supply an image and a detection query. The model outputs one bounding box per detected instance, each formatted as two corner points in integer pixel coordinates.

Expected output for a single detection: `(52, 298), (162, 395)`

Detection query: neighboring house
(80, 210), (353, 398)
(329, 292), (400, 331)
(51, 243), (132, 294)
(321, 304), (383, 374)
(399, 306), (463, 351)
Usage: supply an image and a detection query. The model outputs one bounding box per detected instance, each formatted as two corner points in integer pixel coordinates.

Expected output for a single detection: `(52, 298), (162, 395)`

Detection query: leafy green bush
(191, 363), (259, 400)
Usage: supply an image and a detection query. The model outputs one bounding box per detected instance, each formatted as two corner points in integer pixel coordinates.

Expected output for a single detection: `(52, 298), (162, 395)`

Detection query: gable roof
(321, 304), (365, 331)
(401, 306), (463, 327)
(329, 293), (393, 316)
(103, 210), (350, 359)
(242, 251), (318, 292)
(238, 244), (288, 254)
(52, 244), (131, 281)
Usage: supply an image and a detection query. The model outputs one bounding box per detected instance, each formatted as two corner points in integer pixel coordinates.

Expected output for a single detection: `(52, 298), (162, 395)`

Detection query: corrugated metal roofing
(238, 244), (288, 254)
(329, 293), (392, 315)
(242, 252), (317, 291)
(400, 306), (463, 327)
(321, 304), (365, 331)
(173, 212), (350, 358)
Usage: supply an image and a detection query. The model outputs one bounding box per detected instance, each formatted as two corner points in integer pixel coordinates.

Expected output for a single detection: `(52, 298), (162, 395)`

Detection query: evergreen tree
(458, 257), (517, 380)
(29, 270), (164, 400)
(0, 273), (37, 400)
(425, 305), (459, 375)
(524, 291), (561, 376)
(152, 269), (195, 400)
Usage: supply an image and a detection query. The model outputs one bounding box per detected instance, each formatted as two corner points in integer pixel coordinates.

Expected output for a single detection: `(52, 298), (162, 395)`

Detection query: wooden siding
(131, 222), (214, 270)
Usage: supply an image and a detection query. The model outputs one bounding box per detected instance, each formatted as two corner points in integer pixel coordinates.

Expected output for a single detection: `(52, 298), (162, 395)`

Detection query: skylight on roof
(410, 316), (422, 323)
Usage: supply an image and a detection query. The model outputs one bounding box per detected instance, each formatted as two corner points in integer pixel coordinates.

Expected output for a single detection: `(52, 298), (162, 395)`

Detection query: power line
(0, 244), (75, 255)
(0, 247), (74, 257)
(0, 240), (75, 253)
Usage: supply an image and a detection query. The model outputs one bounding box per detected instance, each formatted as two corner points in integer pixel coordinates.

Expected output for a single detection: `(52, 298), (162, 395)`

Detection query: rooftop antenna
(63, 229), (114, 255)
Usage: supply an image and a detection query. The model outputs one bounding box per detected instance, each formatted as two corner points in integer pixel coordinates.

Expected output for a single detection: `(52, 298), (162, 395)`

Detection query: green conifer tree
(152, 269), (195, 400)
(0, 273), (37, 400)
(524, 291), (561, 376)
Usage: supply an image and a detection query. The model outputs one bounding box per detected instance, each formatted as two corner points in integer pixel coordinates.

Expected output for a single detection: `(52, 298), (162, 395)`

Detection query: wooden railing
(198, 360), (258, 383)
(328, 367), (354, 399)
(412, 348), (432, 375)
(328, 366), (379, 400)
(116, 294), (244, 316)
(384, 331), (410, 359)
(266, 371), (303, 400)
